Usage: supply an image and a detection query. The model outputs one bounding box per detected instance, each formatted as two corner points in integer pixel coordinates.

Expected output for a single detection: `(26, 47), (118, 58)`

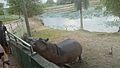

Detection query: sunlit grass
(32, 29), (70, 39)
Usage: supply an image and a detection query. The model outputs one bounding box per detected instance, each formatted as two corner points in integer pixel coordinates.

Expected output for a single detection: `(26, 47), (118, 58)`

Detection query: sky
(0, 0), (5, 3)
(0, 0), (9, 8)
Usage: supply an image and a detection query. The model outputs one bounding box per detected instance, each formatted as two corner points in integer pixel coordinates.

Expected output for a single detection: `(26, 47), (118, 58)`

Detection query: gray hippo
(32, 38), (82, 66)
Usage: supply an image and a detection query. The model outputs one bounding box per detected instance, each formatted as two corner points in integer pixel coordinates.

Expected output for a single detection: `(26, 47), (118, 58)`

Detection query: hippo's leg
(75, 56), (79, 62)
(78, 56), (82, 63)
(70, 56), (79, 64)
(79, 56), (82, 60)
(74, 56), (82, 63)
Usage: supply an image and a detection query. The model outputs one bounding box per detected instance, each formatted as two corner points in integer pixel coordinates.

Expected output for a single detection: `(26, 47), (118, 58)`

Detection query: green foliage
(0, 3), (3, 8)
(0, 9), (4, 15)
(83, 0), (89, 9)
(46, 0), (54, 4)
(8, 0), (21, 15)
(0, 15), (19, 22)
(0, 3), (4, 15)
(8, 0), (45, 17)
(74, 0), (81, 10)
(101, 0), (120, 18)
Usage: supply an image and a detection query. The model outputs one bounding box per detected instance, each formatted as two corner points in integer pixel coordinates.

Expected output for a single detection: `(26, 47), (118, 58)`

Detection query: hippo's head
(32, 38), (49, 52)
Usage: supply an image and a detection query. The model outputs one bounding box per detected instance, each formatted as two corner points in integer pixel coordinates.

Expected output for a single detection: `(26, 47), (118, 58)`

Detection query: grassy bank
(32, 29), (71, 41)
(0, 15), (19, 23)
(32, 27), (120, 40)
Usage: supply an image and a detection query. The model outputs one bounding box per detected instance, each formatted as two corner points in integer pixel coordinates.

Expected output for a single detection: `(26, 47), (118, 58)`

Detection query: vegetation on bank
(0, 3), (4, 15)
(32, 29), (70, 39)
(31, 27), (120, 41)
(0, 15), (19, 22)
(100, 0), (120, 31)
(8, 0), (45, 17)
(101, 0), (120, 18)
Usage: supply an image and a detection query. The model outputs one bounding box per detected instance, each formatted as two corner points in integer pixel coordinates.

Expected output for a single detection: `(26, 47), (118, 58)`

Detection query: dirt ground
(29, 18), (120, 68)
(55, 31), (120, 68)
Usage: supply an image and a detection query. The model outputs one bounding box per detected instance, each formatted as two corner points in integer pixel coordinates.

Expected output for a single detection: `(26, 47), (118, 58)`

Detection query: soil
(58, 31), (120, 68)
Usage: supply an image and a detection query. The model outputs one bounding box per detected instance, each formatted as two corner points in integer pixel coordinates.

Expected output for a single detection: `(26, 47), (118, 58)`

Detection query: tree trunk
(80, 1), (83, 29)
(22, 0), (31, 37)
(118, 16), (120, 32)
(118, 27), (120, 32)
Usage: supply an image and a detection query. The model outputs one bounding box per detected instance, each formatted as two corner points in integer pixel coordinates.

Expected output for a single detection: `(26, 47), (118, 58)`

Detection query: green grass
(32, 29), (70, 39)
(0, 15), (19, 23)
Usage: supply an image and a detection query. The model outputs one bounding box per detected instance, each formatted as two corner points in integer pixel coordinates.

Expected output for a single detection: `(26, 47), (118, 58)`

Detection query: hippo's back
(57, 39), (82, 55)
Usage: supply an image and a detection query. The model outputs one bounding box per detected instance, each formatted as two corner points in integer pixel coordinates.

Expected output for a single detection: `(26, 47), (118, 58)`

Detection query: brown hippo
(32, 38), (82, 66)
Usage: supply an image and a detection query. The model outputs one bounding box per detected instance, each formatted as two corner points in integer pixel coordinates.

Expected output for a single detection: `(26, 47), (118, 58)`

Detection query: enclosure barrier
(6, 31), (59, 68)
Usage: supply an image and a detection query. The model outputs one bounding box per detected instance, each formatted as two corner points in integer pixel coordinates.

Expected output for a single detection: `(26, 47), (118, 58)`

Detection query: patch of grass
(0, 15), (19, 23)
(95, 32), (120, 37)
(32, 29), (69, 39)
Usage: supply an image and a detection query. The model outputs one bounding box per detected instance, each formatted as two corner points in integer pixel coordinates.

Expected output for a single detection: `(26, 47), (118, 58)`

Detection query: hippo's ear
(44, 38), (49, 42)
(39, 38), (43, 41)
(32, 42), (36, 45)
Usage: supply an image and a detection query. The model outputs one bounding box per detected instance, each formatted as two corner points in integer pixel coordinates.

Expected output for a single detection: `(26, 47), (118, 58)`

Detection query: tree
(101, 0), (120, 32)
(8, 0), (44, 17)
(22, 0), (31, 37)
(101, 0), (120, 18)
(74, 0), (89, 29)
(46, 0), (54, 4)
(0, 3), (4, 15)
(8, 0), (44, 36)
(57, 0), (64, 5)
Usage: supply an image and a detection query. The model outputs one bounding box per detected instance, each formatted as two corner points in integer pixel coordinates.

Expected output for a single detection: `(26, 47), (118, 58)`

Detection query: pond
(39, 7), (120, 33)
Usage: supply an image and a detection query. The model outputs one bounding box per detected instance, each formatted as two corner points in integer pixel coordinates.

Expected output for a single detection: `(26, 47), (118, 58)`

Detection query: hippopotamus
(32, 38), (82, 66)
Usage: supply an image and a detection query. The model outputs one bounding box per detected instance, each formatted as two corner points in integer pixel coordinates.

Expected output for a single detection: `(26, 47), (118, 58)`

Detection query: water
(39, 7), (120, 33)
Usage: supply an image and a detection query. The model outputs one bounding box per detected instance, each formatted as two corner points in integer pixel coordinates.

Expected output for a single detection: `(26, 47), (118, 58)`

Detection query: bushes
(0, 9), (4, 15)
(8, 0), (45, 17)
